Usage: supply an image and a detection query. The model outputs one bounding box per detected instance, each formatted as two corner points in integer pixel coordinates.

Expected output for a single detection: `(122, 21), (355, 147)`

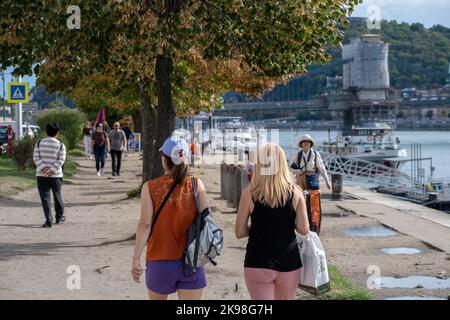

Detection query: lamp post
(14, 75), (23, 140)
(2, 70), (5, 122)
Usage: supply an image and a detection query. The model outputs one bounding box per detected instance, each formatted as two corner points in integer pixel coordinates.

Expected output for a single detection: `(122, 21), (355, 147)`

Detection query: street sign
(7, 82), (29, 103)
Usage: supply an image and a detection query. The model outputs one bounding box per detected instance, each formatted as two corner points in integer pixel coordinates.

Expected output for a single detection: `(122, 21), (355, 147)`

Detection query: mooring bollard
(220, 163), (226, 198)
(228, 165), (236, 207)
(241, 167), (250, 192)
(235, 167), (243, 209)
(225, 164), (231, 201)
(331, 174), (343, 200)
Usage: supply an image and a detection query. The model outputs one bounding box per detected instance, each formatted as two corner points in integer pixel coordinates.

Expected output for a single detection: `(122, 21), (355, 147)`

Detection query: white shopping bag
(297, 232), (330, 295)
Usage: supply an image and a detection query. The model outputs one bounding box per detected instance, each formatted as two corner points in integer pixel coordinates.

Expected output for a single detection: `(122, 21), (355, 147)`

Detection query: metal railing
(322, 154), (429, 201)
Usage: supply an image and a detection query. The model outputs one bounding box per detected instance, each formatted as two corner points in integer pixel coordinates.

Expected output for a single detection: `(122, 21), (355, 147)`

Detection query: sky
(1, 0), (449, 93)
(0, 69), (36, 98)
(352, 0), (450, 28)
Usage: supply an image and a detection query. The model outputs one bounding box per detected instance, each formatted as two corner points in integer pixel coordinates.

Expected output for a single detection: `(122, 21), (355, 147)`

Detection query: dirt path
(0, 153), (249, 300)
(0, 153), (144, 299)
(1, 155), (449, 300)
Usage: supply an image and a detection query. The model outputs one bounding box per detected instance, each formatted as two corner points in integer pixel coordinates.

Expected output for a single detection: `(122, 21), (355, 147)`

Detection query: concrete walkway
(341, 186), (450, 253)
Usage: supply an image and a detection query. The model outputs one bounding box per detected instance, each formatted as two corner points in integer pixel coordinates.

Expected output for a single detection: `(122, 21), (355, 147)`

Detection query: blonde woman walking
(235, 143), (310, 300)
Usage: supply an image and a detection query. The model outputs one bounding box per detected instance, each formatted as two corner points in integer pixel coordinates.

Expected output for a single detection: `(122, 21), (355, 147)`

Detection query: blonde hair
(250, 143), (295, 208)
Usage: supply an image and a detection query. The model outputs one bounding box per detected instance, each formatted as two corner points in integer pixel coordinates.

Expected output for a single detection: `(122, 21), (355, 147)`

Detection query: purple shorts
(145, 259), (207, 295)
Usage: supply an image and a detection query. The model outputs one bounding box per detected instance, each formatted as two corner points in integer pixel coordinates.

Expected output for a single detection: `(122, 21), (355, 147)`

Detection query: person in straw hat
(290, 134), (331, 191)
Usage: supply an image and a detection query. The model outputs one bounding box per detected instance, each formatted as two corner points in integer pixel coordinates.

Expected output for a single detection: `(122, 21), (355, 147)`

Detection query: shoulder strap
(299, 150), (309, 171)
(147, 182), (178, 243)
(191, 176), (200, 214)
(306, 149), (313, 163)
(314, 150), (319, 173)
(37, 139), (42, 159)
(190, 176), (202, 272)
(297, 150), (303, 165)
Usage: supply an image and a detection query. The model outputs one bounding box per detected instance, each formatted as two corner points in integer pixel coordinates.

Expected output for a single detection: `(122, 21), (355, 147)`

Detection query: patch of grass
(127, 183), (143, 199)
(0, 158), (36, 193)
(319, 264), (374, 300)
(67, 149), (87, 157)
(63, 159), (77, 179)
(0, 158), (77, 195)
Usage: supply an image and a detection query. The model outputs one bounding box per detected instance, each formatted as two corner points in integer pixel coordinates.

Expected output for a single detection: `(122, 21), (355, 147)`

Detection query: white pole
(14, 75), (23, 140)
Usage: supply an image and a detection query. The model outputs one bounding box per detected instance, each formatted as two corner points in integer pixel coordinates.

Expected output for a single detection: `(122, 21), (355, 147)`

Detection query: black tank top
(244, 193), (302, 272)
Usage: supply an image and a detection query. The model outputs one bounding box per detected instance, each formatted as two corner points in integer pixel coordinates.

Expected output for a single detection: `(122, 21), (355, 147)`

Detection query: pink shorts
(244, 267), (300, 300)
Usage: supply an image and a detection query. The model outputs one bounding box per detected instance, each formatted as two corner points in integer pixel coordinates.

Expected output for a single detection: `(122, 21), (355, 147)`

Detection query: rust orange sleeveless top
(146, 175), (198, 261)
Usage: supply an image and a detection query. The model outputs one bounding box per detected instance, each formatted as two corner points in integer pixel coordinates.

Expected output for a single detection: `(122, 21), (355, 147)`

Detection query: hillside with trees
(226, 20), (450, 102)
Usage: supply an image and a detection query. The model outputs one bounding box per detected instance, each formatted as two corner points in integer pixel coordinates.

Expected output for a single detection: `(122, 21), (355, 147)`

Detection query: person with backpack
(91, 123), (110, 176)
(235, 143), (310, 300)
(290, 134), (331, 191)
(131, 136), (209, 300)
(33, 123), (66, 228)
(108, 122), (127, 176)
(121, 122), (133, 156)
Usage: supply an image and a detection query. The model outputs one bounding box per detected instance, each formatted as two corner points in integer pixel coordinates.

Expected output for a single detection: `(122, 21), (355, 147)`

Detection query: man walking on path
(109, 122), (127, 176)
(33, 123), (67, 228)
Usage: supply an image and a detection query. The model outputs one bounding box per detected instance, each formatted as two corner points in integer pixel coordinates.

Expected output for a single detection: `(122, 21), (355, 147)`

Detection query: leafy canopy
(0, 0), (360, 112)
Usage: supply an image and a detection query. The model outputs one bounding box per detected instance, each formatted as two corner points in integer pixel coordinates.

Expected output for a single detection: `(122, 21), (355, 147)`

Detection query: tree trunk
(140, 0), (182, 181)
(140, 77), (157, 183)
(153, 54), (176, 178)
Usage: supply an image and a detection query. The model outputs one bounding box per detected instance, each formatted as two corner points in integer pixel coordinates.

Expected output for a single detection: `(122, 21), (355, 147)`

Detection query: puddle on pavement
(380, 276), (450, 289)
(385, 296), (447, 300)
(324, 212), (349, 218)
(382, 247), (423, 255)
(343, 226), (399, 237)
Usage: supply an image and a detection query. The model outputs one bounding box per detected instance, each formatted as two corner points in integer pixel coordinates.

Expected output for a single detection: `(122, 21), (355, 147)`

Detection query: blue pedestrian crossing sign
(7, 82), (29, 103)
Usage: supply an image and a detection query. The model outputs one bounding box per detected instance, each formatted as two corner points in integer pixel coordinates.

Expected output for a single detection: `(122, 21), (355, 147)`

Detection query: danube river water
(277, 130), (450, 180)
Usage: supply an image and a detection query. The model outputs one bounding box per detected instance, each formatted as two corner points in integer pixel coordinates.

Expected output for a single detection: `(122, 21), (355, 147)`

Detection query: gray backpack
(184, 177), (224, 273)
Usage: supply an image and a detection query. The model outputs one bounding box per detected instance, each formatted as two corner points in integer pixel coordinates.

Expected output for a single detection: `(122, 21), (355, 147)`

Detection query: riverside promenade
(0, 154), (449, 300)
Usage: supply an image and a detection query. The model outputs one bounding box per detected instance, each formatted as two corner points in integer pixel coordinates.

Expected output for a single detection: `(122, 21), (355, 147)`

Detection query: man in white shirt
(33, 123), (66, 228)
(290, 134), (331, 191)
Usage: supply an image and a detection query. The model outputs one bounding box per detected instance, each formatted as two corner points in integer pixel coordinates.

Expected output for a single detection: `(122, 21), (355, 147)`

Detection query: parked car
(0, 125), (9, 144)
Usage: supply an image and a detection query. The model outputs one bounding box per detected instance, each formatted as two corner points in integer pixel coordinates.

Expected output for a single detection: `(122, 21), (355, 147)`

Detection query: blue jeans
(94, 144), (106, 171)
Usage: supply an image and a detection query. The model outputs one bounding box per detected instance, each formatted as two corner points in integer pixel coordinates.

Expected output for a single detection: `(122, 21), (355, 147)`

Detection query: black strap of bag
(190, 177), (202, 272)
(147, 182), (177, 243)
(298, 149), (319, 174)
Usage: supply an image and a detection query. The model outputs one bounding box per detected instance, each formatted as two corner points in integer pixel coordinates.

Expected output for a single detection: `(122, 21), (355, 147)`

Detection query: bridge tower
(342, 34), (398, 134)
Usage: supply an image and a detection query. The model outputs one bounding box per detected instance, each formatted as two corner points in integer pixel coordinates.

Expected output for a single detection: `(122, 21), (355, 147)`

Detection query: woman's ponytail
(163, 154), (189, 185)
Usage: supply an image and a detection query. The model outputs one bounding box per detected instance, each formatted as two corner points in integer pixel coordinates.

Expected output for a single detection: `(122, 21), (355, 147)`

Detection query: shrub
(12, 136), (38, 170)
(36, 108), (86, 150)
(12, 133), (70, 171)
